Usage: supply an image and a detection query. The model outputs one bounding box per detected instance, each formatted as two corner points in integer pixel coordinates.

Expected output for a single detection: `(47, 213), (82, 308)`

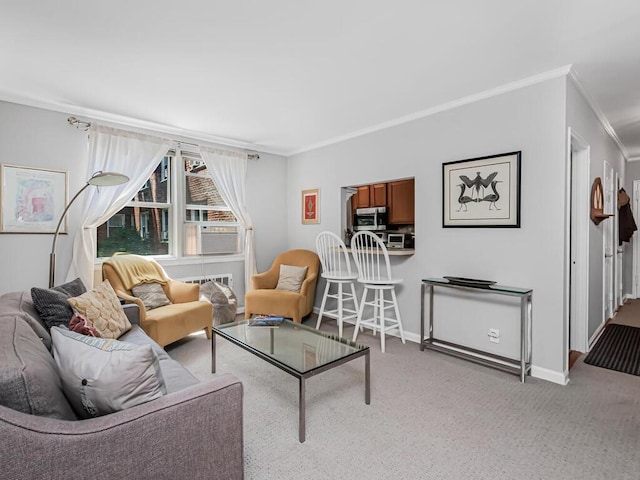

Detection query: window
(96, 150), (239, 258)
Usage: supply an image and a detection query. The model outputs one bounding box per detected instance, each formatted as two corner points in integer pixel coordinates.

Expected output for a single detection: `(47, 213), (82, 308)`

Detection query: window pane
(97, 206), (169, 257)
(130, 157), (170, 203)
(184, 156), (208, 174)
(185, 208), (237, 222)
(185, 175), (227, 207)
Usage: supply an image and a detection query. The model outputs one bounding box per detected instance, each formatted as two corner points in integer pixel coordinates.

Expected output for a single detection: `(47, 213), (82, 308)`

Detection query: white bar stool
(350, 231), (406, 353)
(315, 231), (359, 338)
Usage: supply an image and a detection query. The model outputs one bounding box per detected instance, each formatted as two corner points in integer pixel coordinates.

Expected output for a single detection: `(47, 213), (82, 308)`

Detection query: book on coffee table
(248, 315), (286, 327)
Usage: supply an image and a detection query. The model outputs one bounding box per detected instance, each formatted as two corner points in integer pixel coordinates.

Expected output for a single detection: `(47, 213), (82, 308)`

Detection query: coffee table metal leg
(365, 350), (370, 404)
(211, 332), (216, 374)
(299, 377), (306, 443)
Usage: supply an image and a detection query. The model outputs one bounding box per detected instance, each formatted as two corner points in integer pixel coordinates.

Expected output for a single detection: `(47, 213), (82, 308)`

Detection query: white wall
(287, 77), (568, 379)
(566, 80), (626, 340)
(0, 101), (89, 292)
(0, 100), (289, 305)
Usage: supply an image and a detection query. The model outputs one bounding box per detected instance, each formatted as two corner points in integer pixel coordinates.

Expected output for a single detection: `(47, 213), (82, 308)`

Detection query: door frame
(614, 173), (623, 310)
(633, 180), (640, 298)
(602, 161), (615, 323)
(565, 128), (590, 361)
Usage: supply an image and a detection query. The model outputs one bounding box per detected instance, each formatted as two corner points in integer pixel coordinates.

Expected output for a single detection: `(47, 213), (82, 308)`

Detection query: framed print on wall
(442, 151), (521, 228)
(302, 188), (320, 224)
(0, 164), (68, 234)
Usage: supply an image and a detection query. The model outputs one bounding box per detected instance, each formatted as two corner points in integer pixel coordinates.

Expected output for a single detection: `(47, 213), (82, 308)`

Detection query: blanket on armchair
(103, 255), (167, 290)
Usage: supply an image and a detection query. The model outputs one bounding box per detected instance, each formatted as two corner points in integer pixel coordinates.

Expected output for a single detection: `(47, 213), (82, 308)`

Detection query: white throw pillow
(275, 264), (308, 293)
(51, 327), (167, 419)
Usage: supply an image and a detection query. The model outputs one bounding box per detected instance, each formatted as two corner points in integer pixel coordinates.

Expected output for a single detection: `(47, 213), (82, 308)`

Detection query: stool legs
(317, 279), (358, 338)
(316, 282), (331, 330)
(352, 285), (404, 353)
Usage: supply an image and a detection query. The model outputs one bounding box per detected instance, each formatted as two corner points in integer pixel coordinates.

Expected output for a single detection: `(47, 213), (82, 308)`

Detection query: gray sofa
(0, 290), (243, 480)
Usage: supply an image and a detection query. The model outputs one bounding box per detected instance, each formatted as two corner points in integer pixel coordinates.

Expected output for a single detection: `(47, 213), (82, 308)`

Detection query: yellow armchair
(245, 249), (320, 323)
(102, 255), (212, 347)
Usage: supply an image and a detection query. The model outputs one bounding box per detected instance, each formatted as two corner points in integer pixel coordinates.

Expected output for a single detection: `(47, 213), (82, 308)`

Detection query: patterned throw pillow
(199, 281), (238, 325)
(67, 280), (131, 339)
(51, 327), (166, 419)
(30, 277), (87, 329)
(275, 265), (308, 293)
(131, 282), (171, 310)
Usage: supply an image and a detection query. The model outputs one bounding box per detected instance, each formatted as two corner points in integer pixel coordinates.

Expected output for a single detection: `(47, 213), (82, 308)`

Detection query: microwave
(354, 207), (387, 231)
(386, 233), (405, 248)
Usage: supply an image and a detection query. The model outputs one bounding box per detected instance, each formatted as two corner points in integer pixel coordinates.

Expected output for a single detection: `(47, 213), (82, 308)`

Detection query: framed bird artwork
(442, 151), (521, 227)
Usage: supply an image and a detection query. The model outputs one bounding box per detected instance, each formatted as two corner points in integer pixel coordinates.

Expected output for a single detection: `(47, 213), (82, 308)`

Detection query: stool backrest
(315, 231), (353, 277)
(350, 231), (393, 283)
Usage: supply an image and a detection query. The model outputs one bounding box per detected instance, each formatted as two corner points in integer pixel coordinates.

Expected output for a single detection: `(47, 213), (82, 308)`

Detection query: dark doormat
(584, 324), (640, 376)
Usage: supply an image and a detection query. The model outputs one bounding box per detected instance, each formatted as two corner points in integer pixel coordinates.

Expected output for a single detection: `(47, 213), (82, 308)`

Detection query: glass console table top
(214, 319), (368, 375)
(422, 277), (532, 295)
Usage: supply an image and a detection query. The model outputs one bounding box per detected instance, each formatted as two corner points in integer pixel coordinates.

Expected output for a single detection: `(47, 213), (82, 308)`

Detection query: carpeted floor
(167, 314), (640, 480)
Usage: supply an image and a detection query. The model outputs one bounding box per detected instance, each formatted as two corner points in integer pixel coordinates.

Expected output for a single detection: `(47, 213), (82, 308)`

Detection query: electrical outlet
(488, 328), (500, 344)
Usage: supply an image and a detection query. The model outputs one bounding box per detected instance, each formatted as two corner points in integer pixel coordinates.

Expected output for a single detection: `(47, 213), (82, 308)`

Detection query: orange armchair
(245, 249), (320, 323)
(102, 255), (212, 347)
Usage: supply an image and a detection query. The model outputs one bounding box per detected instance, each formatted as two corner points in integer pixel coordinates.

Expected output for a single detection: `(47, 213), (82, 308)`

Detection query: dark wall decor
(443, 151), (521, 228)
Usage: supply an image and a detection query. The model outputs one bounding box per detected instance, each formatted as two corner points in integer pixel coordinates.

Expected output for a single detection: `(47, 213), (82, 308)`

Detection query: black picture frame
(442, 151), (521, 228)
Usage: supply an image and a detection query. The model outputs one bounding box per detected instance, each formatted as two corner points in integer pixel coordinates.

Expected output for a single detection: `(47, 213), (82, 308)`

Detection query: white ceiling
(2, 1), (640, 158)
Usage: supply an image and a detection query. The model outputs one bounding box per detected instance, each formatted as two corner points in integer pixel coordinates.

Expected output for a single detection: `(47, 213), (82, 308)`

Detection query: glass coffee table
(212, 319), (370, 442)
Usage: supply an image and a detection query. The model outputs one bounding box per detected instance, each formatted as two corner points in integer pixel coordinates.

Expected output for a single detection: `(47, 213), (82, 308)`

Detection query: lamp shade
(87, 171), (129, 187)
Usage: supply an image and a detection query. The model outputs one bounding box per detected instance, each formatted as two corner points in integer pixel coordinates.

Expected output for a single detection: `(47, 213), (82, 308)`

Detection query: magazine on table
(248, 315), (286, 327)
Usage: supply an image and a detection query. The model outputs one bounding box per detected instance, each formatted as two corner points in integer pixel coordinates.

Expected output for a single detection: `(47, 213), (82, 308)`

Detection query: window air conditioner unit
(184, 224), (239, 255)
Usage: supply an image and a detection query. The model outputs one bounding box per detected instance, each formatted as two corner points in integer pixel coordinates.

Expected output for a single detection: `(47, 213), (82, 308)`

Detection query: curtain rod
(67, 117), (260, 159)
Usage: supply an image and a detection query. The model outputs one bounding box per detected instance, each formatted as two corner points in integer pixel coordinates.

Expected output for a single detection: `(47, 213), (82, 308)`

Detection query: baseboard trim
(623, 293), (636, 302)
(312, 308), (568, 385)
(531, 366), (569, 385)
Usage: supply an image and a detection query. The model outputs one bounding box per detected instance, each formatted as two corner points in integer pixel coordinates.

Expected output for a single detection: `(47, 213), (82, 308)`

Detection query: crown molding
(0, 90), (287, 156)
(288, 65), (573, 156)
(567, 68), (630, 161)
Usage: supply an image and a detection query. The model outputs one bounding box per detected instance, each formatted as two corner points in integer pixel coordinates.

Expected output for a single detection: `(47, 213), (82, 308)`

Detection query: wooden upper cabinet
(387, 179), (415, 224)
(355, 185), (371, 208)
(370, 183), (387, 207)
(355, 183), (387, 209)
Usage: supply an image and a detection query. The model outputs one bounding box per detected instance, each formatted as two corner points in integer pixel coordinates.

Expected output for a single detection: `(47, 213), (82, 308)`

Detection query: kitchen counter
(343, 247), (415, 256)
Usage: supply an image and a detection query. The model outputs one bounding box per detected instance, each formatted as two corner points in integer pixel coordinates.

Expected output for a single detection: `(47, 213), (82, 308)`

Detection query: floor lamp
(49, 171), (129, 288)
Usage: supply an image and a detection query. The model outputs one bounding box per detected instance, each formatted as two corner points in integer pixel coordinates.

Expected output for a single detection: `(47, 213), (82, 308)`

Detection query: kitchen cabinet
(355, 186), (371, 208)
(370, 183), (387, 207)
(387, 179), (415, 224)
(355, 184), (386, 208)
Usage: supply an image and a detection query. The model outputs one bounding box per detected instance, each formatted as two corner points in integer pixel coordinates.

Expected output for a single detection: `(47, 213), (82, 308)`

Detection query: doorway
(567, 129), (590, 370)
(603, 161), (615, 323)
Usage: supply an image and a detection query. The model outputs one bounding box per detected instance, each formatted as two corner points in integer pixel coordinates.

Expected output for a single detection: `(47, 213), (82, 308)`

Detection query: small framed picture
(302, 188), (320, 224)
(443, 151), (521, 228)
(0, 164), (68, 234)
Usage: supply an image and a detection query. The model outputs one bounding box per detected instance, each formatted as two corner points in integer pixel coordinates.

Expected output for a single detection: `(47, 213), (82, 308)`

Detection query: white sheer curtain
(198, 145), (257, 292)
(67, 125), (172, 288)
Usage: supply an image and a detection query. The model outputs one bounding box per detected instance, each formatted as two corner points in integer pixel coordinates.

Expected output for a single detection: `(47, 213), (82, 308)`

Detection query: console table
(420, 278), (532, 382)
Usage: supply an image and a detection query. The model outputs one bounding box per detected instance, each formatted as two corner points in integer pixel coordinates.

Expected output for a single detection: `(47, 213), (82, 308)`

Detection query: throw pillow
(0, 317), (77, 420)
(275, 264), (308, 293)
(199, 281), (238, 325)
(31, 277), (87, 329)
(51, 327), (167, 419)
(131, 282), (171, 310)
(69, 313), (101, 337)
(67, 280), (131, 339)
